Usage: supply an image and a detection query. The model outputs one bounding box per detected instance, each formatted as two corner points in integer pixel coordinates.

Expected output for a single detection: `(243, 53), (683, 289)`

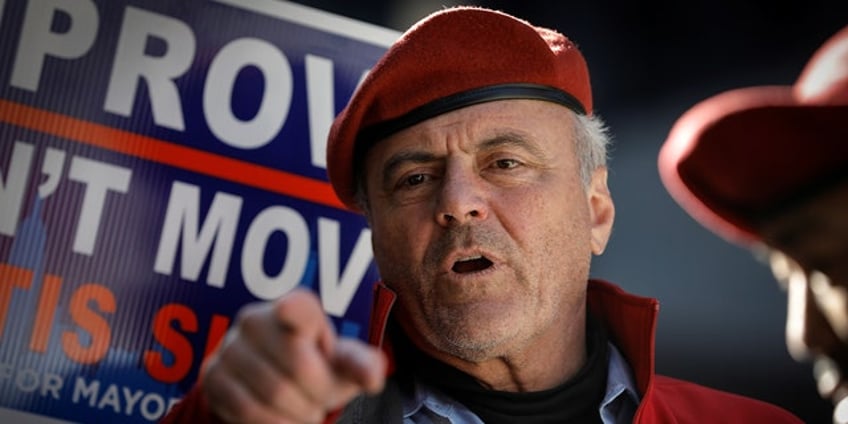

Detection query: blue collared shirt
(400, 343), (641, 424)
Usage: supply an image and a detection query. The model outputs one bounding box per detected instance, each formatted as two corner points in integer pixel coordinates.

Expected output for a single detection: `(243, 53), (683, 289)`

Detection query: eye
(406, 174), (426, 186)
(494, 158), (520, 170)
(396, 173), (429, 189)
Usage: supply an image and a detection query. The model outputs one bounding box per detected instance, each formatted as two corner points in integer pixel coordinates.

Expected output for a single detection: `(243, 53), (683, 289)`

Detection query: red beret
(659, 25), (848, 245)
(326, 7), (592, 211)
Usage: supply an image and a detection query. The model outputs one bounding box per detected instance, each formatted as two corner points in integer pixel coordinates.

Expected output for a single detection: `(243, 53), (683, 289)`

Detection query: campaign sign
(0, 0), (398, 422)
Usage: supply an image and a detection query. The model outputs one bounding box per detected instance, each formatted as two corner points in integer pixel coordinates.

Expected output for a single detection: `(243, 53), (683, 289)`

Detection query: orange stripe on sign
(0, 99), (346, 210)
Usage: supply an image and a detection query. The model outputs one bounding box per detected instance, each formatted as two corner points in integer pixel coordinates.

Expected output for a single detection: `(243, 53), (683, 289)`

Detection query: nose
(434, 164), (488, 227)
(785, 269), (843, 362)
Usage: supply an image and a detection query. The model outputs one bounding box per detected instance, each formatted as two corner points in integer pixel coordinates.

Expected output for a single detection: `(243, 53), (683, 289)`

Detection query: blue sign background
(0, 0), (398, 422)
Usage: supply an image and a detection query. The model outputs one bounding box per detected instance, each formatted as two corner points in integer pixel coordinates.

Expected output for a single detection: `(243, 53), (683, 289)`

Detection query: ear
(587, 167), (615, 255)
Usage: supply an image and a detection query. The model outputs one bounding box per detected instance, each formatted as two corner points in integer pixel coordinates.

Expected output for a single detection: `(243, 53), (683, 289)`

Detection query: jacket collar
(366, 278), (659, 396)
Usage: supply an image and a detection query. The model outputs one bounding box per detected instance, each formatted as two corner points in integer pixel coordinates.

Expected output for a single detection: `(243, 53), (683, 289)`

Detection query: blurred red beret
(326, 7), (592, 211)
(659, 25), (848, 245)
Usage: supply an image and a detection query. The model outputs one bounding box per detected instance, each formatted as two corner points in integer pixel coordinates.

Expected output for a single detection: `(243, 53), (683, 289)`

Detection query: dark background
(291, 1), (846, 422)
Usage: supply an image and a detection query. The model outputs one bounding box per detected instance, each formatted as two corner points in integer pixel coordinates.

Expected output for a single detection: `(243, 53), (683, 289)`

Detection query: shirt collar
(600, 342), (641, 423)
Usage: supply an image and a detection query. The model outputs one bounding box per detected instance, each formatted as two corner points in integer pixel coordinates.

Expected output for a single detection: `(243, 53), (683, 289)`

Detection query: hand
(201, 289), (387, 423)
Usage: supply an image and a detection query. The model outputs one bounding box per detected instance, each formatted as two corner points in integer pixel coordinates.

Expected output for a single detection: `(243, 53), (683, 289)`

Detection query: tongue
(452, 257), (492, 273)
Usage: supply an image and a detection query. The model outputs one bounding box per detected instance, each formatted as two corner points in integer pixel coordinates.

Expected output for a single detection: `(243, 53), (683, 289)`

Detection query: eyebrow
(479, 131), (546, 159)
(381, 150), (438, 187)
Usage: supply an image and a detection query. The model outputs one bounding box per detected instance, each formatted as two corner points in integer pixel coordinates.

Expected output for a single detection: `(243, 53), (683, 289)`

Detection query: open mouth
(451, 255), (493, 273)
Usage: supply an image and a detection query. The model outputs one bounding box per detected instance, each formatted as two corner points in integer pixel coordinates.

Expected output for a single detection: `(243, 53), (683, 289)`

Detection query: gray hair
(353, 110), (612, 213)
(573, 112), (612, 187)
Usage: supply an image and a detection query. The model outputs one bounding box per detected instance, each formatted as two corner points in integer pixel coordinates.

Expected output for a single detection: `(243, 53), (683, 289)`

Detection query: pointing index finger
(271, 289), (337, 358)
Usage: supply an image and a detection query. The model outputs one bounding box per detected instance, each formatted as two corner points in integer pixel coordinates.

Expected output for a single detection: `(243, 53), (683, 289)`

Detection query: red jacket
(161, 279), (802, 423)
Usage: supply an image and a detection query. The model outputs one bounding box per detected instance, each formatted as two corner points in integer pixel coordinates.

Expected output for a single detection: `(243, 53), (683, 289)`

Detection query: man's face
(361, 99), (614, 362)
(760, 180), (848, 418)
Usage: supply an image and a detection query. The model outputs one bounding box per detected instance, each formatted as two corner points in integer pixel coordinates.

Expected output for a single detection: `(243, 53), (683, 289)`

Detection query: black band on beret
(358, 83), (587, 147)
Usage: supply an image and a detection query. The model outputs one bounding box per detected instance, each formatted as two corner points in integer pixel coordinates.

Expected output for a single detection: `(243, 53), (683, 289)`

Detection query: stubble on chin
(422, 292), (536, 362)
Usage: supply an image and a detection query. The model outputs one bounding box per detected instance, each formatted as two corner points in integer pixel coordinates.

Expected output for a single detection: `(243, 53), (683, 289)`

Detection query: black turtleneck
(392, 316), (610, 424)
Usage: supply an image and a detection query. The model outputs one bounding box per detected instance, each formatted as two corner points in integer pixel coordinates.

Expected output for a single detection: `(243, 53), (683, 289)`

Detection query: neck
(392, 312), (609, 424)
(401, 308), (588, 392)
